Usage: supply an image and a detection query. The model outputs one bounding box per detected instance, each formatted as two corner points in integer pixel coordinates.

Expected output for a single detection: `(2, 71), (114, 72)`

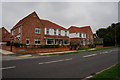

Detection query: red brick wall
(1, 46), (70, 54)
(12, 12), (45, 45)
(95, 45), (103, 48)
(69, 26), (94, 45)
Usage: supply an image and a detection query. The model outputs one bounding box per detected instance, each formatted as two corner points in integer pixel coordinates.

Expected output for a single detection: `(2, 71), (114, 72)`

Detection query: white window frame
(54, 29), (56, 35)
(46, 28), (49, 35)
(91, 35), (93, 39)
(65, 31), (67, 36)
(26, 39), (30, 45)
(83, 33), (86, 38)
(35, 28), (40, 34)
(79, 33), (82, 37)
(46, 39), (54, 45)
(63, 39), (69, 45)
(12, 31), (14, 35)
(58, 30), (61, 36)
(34, 39), (41, 45)
(19, 27), (21, 33)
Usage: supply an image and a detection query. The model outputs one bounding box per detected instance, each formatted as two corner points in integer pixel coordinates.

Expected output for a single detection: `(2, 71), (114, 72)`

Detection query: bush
(88, 44), (96, 48)
(78, 47), (89, 50)
(13, 42), (25, 47)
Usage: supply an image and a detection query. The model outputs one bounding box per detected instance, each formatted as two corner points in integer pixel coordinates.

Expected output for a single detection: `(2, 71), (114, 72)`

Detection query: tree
(96, 28), (107, 38)
(96, 22), (120, 46)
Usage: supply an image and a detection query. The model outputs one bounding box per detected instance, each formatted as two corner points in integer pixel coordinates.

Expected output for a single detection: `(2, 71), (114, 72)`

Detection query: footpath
(0, 48), (96, 61)
(0, 49), (77, 61)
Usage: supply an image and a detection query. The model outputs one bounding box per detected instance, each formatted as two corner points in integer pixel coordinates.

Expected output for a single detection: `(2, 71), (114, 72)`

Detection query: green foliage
(88, 44), (95, 48)
(13, 42), (25, 47)
(96, 22), (120, 46)
(89, 63), (120, 80)
(96, 28), (107, 38)
(95, 47), (115, 50)
(78, 47), (89, 50)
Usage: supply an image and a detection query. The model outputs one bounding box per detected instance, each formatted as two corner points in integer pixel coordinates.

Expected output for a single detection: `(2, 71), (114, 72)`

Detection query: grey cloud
(2, 2), (118, 33)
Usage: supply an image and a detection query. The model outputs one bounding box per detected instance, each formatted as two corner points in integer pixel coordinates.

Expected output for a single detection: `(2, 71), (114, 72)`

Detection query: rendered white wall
(44, 28), (69, 37)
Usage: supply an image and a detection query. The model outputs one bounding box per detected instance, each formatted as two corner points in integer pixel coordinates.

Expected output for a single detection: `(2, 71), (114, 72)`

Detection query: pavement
(0, 49), (77, 61)
(1, 48), (119, 78)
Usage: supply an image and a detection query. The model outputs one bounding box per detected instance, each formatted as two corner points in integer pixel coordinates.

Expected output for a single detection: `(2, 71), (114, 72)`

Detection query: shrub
(78, 47), (89, 50)
(13, 42), (25, 47)
(88, 44), (96, 48)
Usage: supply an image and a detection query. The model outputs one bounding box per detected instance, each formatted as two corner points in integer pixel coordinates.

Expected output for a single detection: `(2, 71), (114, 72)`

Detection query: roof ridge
(41, 19), (67, 30)
(11, 11), (38, 30)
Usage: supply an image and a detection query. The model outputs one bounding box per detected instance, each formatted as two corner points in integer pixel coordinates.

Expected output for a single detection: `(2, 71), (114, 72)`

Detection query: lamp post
(10, 38), (13, 51)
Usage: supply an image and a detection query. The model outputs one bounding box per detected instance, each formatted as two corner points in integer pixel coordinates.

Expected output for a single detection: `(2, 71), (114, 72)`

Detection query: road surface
(2, 48), (119, 79)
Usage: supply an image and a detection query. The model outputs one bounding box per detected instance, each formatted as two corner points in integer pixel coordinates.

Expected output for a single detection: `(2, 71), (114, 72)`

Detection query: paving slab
(0, 49), (15, 55)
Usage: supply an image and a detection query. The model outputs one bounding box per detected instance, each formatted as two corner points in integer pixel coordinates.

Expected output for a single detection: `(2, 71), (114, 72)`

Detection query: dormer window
(35, 28), (40, 34)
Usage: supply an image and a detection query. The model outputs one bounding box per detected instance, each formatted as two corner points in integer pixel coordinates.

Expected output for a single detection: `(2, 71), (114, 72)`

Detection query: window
(46, 28), (49, 35)
(12, 31), (14, 35)
(91, 35), (93, 39)
(35, 28), (40, 34)
(65, 31), (67, 36)
(83, 33), (86, 38)
(34, 39), (40, 45)
(80, 40), (83, 45)
(79, 33), (82, 37)
(4, 31), (6, 34)
(85, 34), (86, 38)
(64, 39), (69, 44)
(54, 29), (56, 35)
(46, 39), (54, 45)
(26, 39), (30, 45)
(59, 30), (61, 36)
(19, 27), (21, 33)
(12, 30), (15, 35)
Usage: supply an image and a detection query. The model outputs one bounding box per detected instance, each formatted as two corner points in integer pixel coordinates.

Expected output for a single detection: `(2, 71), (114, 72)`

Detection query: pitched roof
(11, 11), (38, 30)
(68, 26), (93, 34)
(40, 19), (67, 30)
(11, 11), (68, 31)
(0, 27), (11, 42)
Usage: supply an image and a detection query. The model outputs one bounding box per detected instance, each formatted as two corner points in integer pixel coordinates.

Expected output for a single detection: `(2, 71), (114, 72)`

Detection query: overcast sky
(2, 2), (118, 33)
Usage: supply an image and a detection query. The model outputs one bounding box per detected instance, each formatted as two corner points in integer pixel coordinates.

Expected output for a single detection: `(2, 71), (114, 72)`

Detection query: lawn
(88, 63), (120, 80)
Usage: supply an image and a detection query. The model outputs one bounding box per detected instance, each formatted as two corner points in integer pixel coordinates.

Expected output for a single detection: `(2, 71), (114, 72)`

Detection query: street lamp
(10, 38), (14, 51)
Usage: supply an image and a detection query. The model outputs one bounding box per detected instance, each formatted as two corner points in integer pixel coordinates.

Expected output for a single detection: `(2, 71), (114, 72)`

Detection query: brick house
(68, 26), (94, 46)
(11, 12), (70, 46)
(0, 27), (11, 46)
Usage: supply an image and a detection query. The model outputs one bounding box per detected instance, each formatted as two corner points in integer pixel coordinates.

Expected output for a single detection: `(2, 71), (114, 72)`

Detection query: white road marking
(0, 66), (16, 70)
(85, 75), (93, 79)
(39, 58), (72, 64)
(100, 51), (110, 54)
(83, 54), (97, 58)
(65, 58), (72, 61)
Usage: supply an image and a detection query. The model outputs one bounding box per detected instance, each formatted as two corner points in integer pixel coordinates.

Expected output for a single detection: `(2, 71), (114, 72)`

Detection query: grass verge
(88, 63), (120, 80)
(42, 46), (116, 56)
